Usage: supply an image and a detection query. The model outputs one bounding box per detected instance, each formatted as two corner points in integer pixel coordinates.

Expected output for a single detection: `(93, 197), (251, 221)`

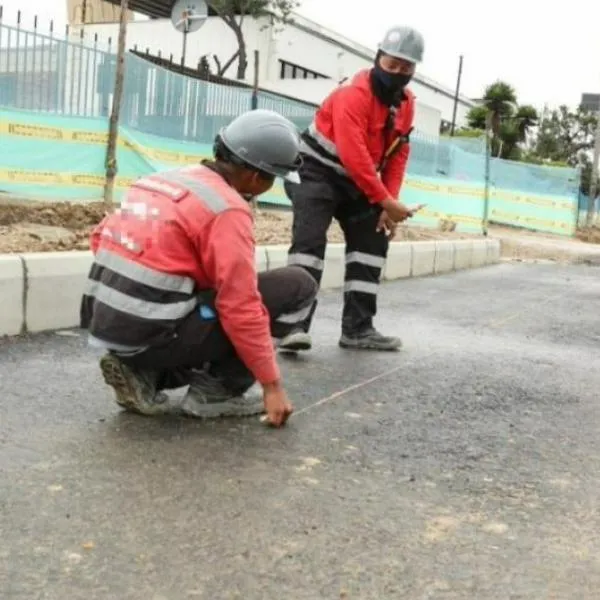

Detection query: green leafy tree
(208, 0), (299, 79)
(496, 105), (539, 159)
(515, 105), (538, 139)
(532, 105), (598, 196)
(466, 105), (488, 130)
(533, 105), (596, 166)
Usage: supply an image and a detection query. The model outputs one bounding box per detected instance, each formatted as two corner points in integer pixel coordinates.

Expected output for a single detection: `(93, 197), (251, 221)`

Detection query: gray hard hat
(218, 109), (302, 183)
(378, 26), (425, 64)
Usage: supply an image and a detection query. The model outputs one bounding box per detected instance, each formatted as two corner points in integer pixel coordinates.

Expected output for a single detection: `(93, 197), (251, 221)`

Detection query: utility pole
(450, 55), (463, 136)
(482, 110), (493, 236)
(587, 109), (600, 225)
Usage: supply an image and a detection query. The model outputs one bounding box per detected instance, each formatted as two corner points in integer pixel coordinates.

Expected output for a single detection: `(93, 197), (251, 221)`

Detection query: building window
(278, 60), (329, 80)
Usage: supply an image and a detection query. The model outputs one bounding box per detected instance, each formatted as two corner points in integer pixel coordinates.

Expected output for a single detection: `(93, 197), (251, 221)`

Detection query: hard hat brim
(378, 46), (422, 64)
(283, 170), (301, 184)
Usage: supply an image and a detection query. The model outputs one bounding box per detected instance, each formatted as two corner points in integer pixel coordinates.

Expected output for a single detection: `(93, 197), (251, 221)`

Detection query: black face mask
(373, 64), (413, 92)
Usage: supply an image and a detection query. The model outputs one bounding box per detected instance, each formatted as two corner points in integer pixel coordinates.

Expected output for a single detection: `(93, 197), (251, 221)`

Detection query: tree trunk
(224, 20), (247, 80)
(587, 113), (600, 225)
(235, 35), (248, 79)
(103, 0), (129, 212)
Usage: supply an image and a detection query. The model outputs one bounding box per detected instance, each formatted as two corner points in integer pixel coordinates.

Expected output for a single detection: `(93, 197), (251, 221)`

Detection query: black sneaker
(339, 328), (402, 351)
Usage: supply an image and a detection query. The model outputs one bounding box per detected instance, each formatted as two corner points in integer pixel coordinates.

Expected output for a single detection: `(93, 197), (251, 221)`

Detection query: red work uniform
(303, 68), (415, 203)
(80, 165), (280, 385)
(284, 67), (416, 335)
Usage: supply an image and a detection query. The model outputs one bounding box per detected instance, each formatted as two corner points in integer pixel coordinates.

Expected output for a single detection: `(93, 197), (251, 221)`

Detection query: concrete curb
(0, 239), (500, 337)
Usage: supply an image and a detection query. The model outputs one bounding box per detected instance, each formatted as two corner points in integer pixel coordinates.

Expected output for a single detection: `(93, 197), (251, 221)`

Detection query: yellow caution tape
(0, 121), (106, 144)
(490, 209), (572, 231)
(491, 189), (574, 211)
(405, 179), (441, 192)
(418, 209), (483, 225)
(0, 118), (578, 222)
(0, 120), (209, 165)
(0, 169), (134, 189)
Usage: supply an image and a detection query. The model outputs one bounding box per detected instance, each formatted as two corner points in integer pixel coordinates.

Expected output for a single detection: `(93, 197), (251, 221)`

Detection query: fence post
(251, 50), (259, 109)
(482, 113), (492, 236)
(103, 0), (129, 210)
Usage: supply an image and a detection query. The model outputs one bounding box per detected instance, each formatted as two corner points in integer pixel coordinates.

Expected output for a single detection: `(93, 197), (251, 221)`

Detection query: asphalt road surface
(1, 261), (600, 600)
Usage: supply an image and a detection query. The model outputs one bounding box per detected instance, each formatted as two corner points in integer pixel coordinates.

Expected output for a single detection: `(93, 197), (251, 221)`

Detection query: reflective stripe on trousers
(274, 300), (315, 325)
(288, 252), (325, 271)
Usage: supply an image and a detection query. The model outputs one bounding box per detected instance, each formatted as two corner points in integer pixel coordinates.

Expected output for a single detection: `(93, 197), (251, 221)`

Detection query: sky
(2, 0), (600, 111)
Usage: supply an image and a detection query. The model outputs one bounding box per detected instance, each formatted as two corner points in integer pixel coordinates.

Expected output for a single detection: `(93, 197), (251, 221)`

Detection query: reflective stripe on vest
(301, 121), (348, 176)
(135, 168), (230, 213)
(94, 248), (196, 294)
(303, 118), (411, 176)
(86, 169), (235, 325)
(307, 121), (340, 158)
(84, 278), (198, 321)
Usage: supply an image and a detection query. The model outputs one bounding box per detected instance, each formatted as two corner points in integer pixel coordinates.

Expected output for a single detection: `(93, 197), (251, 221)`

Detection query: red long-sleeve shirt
(87, 165), (279, 385)
(306, 69), (415, 203)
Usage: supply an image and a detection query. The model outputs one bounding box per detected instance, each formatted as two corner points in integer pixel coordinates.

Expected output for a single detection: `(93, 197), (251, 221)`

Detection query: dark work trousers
(285, 156), (389, 336)
(119, 266), (318, 394)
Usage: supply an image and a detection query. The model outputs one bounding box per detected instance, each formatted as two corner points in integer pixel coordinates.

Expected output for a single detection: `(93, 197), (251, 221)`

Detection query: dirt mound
(0, 201), (108, 253)
(576, 226), (600, 244)
(0, 200), (481, 255)
(0, 201), (108, 229)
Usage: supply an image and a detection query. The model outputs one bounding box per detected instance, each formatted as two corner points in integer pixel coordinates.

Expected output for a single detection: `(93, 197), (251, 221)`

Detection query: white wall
(413, 102), (443, 138)
(72, 17), (271, 84)
(268, 13), (474, 127)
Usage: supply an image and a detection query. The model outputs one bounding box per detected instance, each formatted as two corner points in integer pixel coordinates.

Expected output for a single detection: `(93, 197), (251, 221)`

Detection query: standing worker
(80, 109), (317, 428)
(282, 25), (425, 352)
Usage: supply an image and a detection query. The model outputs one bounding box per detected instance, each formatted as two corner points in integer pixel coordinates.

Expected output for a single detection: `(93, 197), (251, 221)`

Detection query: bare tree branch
(207, 1), (300, 79)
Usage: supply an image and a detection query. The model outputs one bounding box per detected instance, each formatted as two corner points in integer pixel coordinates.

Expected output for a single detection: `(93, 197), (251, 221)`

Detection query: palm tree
(466, 105), (488, 130)
(498, 105), (539, 159)
(482, 81), (518, 137)
(464, 82), (538, 159)
(514, 105), (538, 140)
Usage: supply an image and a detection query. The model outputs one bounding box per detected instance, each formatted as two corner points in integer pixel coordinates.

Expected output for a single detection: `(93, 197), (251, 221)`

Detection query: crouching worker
(80, 109), (317, 428)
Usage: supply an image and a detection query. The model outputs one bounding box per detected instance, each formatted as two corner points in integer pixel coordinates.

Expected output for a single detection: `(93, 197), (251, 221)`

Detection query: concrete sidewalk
(1, 262), (600, 599)
(492, 226), (600, 263)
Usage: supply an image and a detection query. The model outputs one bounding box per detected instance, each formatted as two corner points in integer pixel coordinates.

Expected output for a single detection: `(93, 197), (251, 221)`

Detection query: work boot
(99, 353), (171, 416)
(180, 368), (264, 419)
(276, 329), (312, 353)
(339, 327), (402, 351)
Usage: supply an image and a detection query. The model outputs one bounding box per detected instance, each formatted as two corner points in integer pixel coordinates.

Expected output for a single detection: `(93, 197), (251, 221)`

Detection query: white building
(75, 10), (476, 139)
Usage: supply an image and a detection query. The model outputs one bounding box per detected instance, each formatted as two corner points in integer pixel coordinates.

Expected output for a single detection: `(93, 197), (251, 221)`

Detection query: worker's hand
(380, 198), (412, 223)
(376, 210), (398, 240)
(262, 381), (294, 428)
